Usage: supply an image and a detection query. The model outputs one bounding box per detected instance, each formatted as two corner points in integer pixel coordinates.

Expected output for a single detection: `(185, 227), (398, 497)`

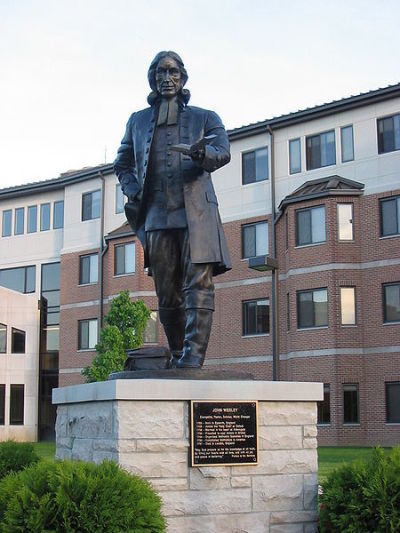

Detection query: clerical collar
(157, 97), (179, 126)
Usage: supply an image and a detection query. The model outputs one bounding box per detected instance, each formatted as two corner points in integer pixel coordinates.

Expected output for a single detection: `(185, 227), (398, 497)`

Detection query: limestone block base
(53, 379), (322, 533)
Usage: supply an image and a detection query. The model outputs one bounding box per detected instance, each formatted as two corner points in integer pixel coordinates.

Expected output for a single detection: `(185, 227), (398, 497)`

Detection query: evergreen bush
(0, 440), (39, 479)
(82, 290), (151, 382)
(319, 447), (400, 532)
(0, 459), (166, 532)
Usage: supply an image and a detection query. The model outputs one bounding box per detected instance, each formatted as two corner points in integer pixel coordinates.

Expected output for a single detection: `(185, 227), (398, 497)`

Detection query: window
(306, 130), (336, 170)
(27, 206), (37, 233)
(242, 147), (268, 184)
(243, 299), (270, 336)
(11, 328), (25, 353)
(340, 287), (356, 325)
(383, 283), (400, 323)
(143, 311), (159, 344)
(82, 190), (101, 221)
(116, 183), (124, 214)
(40, 203), (50, 231)
(79, 254), (99, 284)
(0, 266), (35, 294)
(0, 385), (4, 425)
(297, 288), (328, 329)
(242, 221), (268, 258)
(286, 293), (290, 331)
(53, 201), (64, 229)
(10, 384), (24, 425)
(337, 204), (354, 240)
(0, 323), (6, 353)
(14, 208), (24, 235)
(380, 196), (400, 237)
(341, 125), (354, 162)
(289, 138), (301, 174)
(377, 113), (400, 154)
(343, 384), (359, 424)
(115, 242), (135, 275)
(386, 382), (400, 423)
(2, 210), (12, 237)
(296, 205), (326, 246)
(78, 319), (98, 350)
(318, 384), (331, 425)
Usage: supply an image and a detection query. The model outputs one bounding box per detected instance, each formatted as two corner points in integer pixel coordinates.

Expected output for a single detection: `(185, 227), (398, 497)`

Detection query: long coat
(114, 104), (232, 275)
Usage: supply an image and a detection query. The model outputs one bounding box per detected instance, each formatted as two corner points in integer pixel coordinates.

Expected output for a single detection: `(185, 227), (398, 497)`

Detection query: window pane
(80, 256), (90, 284)
(0, 384), (4, 425)
(82, 193), (91, 221)
(125, 243), (135, 273)
(143, 311), (158, 343)
(42, 290), (60, 309)
(27, 206), (37, 233)
(2, 210), (12, 237)
(243, 301), (256, 335)
(79, 321), (89, 349)
(88, 320), (98, 349)
(381, 198), (398, 236)
(338, 204), (354, 240)
(296, 210), (311, 246)
(91, 190), (101, 219)
(298, 291), (313, 328)
(0, 323), (6, 353)
(386, 382), (400, 423)
(243, 225), (256, 258)
(53, 201), (64, 229)
(379, 117), (394, 153)
(12, 328), (26, 353)
(90, 254), (98, 283)
(116, 184), (124, 214)
(10, 384), (24, 425)
(289, 138), (301, 174)
(42, 263), (60, 291)
(318, 384), (331, 424)
(255, 222), (268, 256)
(394, 115), (400, 150)
(26, 266), (36, 293)
(0, 267), (25, 292)
(255, 147), (268, 181)
(115, 245), (125, 275)
(15, 208), (24, 235)
(311, 206), (326, 243)
(242, 152), (255, 184)
(321, 131), (336, 166)
(40, 203), (50, 231)
(384, 284), (400, 323)
(341, 126), (354, 162)
(314, 289), (328, 326)
(343, 384), (359, 424)
(256, 299), (269, 334)
(43, 326), (60, 352)
(306, 135), (321, 170)
(341, 287), (356, 325)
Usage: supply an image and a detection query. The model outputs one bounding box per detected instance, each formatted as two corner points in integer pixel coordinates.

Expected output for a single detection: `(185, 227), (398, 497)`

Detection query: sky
(0, 0), (399, 189)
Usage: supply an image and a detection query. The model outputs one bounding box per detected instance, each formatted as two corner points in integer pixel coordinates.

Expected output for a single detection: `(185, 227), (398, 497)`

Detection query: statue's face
(155, 56), (183, 98)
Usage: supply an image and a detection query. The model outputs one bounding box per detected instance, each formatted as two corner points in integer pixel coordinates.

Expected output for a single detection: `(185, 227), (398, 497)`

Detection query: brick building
(0, 84), (399, 445)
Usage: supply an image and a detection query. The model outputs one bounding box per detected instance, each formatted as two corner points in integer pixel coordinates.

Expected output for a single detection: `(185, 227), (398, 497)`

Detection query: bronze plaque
(190, 401), (258, 466)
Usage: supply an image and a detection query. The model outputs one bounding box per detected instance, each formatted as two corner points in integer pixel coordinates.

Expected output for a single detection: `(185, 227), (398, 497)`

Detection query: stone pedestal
(53, 379), (323, 533)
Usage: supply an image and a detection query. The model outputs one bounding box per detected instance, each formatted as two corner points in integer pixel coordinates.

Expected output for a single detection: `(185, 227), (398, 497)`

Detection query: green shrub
(0, 440), (39, 479)
(0, 459), (166, 532)
(319, 447), (400, 532)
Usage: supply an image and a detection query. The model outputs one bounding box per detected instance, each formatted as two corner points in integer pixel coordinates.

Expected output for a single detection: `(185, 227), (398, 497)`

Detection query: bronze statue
(114, 51), (231, 368)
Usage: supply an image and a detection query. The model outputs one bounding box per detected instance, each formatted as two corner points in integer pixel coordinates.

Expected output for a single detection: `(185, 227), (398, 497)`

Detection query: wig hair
(147, 50), (190, 106)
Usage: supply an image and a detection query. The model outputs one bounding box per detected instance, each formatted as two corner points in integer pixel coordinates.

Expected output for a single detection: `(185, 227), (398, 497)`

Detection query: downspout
(267, 125), (280, 381)
(98, 172), (106, 337)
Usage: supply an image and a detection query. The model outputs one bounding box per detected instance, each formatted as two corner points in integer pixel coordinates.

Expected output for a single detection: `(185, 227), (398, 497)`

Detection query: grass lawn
(318, 446), (391, 484)
(32, 441), (56, 461)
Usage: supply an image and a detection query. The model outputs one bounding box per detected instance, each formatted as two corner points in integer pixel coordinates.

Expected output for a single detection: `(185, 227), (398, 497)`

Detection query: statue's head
(147, 51), (190, 105)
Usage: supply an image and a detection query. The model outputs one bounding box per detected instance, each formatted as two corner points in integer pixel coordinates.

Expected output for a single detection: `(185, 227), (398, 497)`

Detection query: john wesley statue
(114, 51), (231, 369)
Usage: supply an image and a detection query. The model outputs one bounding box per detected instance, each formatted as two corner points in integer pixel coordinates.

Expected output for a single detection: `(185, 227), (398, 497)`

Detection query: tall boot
(177, 309), (213, 368)
(159, 307), (186, 368)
